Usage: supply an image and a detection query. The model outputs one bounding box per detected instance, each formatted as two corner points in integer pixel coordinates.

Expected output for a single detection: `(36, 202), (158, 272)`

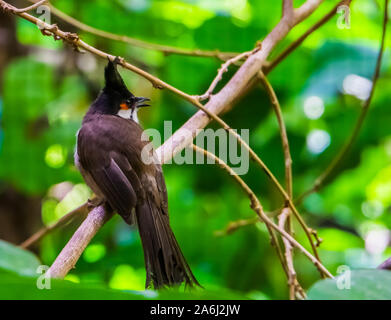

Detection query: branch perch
(48, 206), (113, 278)
(20, 202), (89, 249)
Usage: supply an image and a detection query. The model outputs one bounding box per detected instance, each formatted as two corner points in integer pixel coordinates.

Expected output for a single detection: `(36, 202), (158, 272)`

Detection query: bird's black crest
(104, 58), (131, 96)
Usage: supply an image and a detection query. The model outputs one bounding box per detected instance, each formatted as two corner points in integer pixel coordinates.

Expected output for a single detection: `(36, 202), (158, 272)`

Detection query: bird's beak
(134, 97), (150, 108)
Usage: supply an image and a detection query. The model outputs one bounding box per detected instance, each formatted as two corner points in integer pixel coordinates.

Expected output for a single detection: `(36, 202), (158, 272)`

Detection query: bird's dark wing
(77, 115), (199, 288)
(77, 117), (145, 222)
(154, 166), (169, 217)
(88, 157), (137, 222)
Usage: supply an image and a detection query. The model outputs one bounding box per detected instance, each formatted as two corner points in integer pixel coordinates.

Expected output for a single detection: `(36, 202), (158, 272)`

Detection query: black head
(91, 58), (150, 116)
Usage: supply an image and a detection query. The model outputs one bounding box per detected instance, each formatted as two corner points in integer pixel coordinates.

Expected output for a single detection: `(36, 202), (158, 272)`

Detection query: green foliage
(0, 0), (390, 300)
(0, 240), (41, 277)
(0, 239), (248, 300)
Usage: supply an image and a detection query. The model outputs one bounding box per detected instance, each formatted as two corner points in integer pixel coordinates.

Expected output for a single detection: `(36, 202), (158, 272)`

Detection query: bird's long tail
(135, 196), (200, 289)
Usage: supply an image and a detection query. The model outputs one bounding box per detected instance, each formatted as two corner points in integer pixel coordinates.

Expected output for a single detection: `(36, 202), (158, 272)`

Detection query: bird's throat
(117, 108), (139, 123)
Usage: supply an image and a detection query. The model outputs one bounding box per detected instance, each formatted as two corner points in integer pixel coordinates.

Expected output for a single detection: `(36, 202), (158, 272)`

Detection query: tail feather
(135, 196), (200, 289)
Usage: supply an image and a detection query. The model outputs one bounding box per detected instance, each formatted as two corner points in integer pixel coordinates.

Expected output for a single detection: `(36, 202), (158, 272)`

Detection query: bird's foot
(87, 197), (104, 211)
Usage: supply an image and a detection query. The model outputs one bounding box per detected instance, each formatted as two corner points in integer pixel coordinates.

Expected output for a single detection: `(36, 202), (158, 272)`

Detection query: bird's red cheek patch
(120, 103), (129, 110)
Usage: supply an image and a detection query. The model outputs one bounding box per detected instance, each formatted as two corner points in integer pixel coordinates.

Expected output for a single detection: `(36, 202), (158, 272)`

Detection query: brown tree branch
(192, 144), (332, 278)
(214, 217), (260, 236)
(47, 206), (113, 278)
(258, 71), (293, 197)
(282, 0), (294, 19)
(266, 0), (352, 73)
(196, 46), (262, 101)
(257, 70), (300, 296)
(19, 202), (89, 249)
(11, 0), (46, 13)
(27, 0), (239, 60)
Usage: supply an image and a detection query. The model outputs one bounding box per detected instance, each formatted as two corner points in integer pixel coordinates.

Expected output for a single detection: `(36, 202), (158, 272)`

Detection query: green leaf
(317, 228), (364, 252)
(0, 273), (149, 300)
(0, 272), (249, 300)
(307, 270), (391, 300)
(0, 240), (41, 277)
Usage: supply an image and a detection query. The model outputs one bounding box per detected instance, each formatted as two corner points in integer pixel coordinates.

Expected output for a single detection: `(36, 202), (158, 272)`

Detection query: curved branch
(266, 0), (352, 73)
(27, 0), (238, 60)
(192, 144), (332, 278)
(258, 71), (299, 295)
(11, 0), (46, 13)
(196, 46), (262, 101)
(20, 202), (89, 249)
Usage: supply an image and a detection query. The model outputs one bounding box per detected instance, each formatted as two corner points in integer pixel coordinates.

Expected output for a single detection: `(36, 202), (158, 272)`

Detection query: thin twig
(265, 0), (352, 73)
(196, 45), (262, 101)
(19, 202), (89, 249)
(216, 210), (282, 236)
(26, 0), (238, 60)
(192, 144), (333, 278)
(258, 71), (293, 197)
(0, 1), (203, 105)
(258, 69), (300, 295)
(9, 0), (46, 13)
(192, 144), (289, 277)
(279, 208), (304, 299)
(214, 217), (260, 237)
(296, 0), (388, 204)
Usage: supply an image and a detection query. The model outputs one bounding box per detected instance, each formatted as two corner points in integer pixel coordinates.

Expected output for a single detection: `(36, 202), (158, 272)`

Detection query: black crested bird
(75, 58), (199, 289)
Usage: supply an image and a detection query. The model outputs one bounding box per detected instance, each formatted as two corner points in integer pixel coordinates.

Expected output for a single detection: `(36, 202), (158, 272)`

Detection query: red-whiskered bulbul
(75, 58), (199, 289)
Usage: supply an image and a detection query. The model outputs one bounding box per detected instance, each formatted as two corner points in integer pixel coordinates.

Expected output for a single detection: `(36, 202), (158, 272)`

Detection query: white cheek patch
(117, 108), (139, 123)
(117, 109), (132, 119)
(132, 108), (139, 123)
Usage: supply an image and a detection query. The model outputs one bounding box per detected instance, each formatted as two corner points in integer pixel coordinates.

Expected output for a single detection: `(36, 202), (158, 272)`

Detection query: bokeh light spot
(365, 228), (390, 255)
(306, 129), (331, 154)
(361, 200), (383, 219)
(64, 274), (80, 284)
(109, 265), (145, 291)
(342, 74), (372, 101)
(303, 96), (324, 119)
(41, 198), (59, 226)
(55, 183), (91, 219)
(83, 243), (107, 263)
(45, 144), (67, 168)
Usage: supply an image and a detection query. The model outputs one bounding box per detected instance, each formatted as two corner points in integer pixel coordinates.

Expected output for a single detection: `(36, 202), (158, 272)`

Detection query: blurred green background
(0, 0), (390, 299)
